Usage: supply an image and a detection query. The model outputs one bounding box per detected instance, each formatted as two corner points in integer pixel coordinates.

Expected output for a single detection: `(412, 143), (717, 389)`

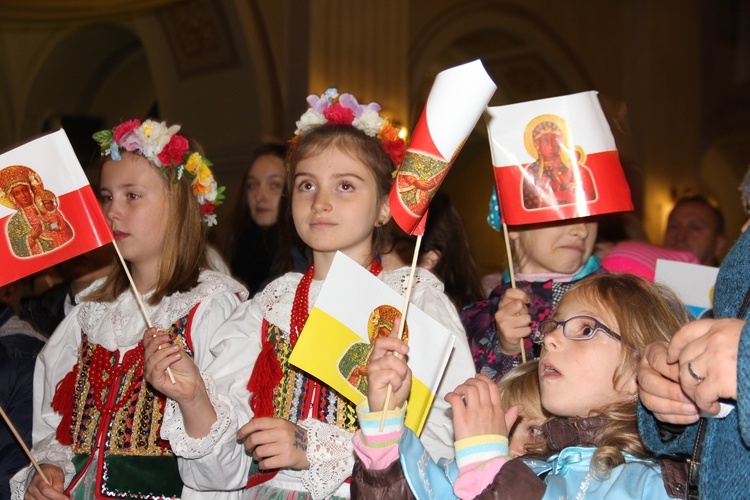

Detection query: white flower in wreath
(199, 184), (219, 204)
(296, 109), (327, 134)
(204, 213), (218, 227)
(136, 120), (181, 165)
(354, 108), (385, 137)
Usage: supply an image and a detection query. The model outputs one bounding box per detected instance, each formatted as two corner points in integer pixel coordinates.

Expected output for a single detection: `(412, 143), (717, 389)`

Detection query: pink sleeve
(352, 401), (405, 471)
(453, 456), (510, 500)
(352, 430), (400, 470)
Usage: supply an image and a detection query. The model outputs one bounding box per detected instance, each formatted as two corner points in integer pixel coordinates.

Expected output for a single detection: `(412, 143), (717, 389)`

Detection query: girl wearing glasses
(352, 274), (691, 499)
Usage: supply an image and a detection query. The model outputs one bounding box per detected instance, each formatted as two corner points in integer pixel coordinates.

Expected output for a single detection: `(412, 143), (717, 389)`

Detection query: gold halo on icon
(523, 114), (573, 161)
(367, 305), (409, 344)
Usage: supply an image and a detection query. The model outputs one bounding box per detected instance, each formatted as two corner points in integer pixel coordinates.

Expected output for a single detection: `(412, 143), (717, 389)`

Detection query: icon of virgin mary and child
(521, 114), (597, 210)
(338, 305), (409, 396)
(0, 165), (73, 258)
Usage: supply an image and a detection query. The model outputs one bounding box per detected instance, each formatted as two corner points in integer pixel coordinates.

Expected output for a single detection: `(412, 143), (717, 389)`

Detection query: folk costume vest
(246, 262), (381, 487)
(52, 304), (200, 499)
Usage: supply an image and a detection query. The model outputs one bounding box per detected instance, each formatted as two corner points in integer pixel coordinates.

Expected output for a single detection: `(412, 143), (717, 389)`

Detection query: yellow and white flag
(289, 252), (456, 435)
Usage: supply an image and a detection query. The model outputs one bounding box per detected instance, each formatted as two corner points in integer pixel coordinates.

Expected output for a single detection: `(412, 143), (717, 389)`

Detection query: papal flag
(389, 59), (496, 235)
(0, 130), (112, 287)
(289, 251), (456, 434)
(486, 91), (633, 226)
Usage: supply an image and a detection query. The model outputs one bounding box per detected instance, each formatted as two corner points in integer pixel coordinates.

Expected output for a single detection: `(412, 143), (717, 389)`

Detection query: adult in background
(638, 169), (750, 499)
(664, 195), (726, 266)
(214, 143), (304, 294)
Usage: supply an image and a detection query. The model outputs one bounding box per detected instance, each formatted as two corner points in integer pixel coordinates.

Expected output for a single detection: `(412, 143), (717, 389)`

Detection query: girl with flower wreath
(11, 118), (248, 499)
(147, 89), (476, 499)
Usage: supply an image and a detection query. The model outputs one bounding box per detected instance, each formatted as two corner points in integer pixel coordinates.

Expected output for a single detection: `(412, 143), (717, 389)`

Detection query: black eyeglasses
(532, 316), (622, 344)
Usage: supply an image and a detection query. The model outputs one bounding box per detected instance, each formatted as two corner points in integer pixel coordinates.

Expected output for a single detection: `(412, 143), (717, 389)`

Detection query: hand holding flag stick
(488, 188), (526, 362)
(111, 240), (176, 384)
(379, 233), (423, 423)
(500, 221), (526, 364)
(380, 60), (497, 431)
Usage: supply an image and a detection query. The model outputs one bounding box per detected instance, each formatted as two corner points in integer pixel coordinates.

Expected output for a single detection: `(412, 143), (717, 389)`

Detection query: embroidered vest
(246, 319), (358, 487)
(265, 320), (358, 429)
(56, 306), (198, 499)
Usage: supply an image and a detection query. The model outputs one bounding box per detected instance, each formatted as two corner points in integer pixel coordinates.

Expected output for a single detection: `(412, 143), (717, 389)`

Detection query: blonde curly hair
(561, 273), (690, 475)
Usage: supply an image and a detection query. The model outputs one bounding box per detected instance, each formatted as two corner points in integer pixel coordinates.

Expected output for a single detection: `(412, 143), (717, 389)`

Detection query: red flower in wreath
(200, 201), (217, 216)
(324, 103), (355, 126)
(158, 134), (190, 167)
(380, 127), (406, 166)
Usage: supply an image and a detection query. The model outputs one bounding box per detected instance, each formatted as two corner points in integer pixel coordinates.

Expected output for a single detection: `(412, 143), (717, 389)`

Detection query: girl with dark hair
(148, 89), (475, 499)
(214, 142), (302, 294)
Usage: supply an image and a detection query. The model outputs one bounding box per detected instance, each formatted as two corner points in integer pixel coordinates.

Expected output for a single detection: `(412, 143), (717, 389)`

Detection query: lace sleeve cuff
(160, 372), (235, 459)
(10, 437), (76, 499)
(297, 419), (355, 500)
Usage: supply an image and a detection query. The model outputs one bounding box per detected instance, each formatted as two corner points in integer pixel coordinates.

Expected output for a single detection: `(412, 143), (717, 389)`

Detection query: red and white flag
(0, 130), (112, 287)
(486, 91), (632, 226)
(389, 59), (496, 235)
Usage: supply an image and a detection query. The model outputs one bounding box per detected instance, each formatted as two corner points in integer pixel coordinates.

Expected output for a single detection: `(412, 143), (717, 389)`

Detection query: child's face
(291, 146), (389, 264)
(508, 416), (545, 458)
(42, 200), (55, 212)
(246, 154), (285, 228)
(537, 294), (635, 417)
(100, 154), (169, 273)
(510, 218), (597, 275)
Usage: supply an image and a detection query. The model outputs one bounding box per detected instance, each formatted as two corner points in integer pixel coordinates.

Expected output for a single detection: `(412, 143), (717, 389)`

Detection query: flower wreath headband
(293, 88), (407, 167)
(93, 119), (225, 226)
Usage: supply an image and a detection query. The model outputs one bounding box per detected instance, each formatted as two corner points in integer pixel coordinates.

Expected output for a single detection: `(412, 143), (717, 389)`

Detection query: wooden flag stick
(379, 233), (423, 432)
(501, 222), (526, 364)
(0, 403), (51, 485)
(112, 240), (176, 384)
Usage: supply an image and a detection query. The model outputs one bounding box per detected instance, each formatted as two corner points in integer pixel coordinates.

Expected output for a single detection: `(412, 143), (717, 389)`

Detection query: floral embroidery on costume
(55, 313), (195, 498)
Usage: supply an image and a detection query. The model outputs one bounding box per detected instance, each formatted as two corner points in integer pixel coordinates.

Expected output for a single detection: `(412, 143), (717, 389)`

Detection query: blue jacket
(353, 417), (685, 499)
(0, 305), (45, 500)
(639, 228), (750, 498)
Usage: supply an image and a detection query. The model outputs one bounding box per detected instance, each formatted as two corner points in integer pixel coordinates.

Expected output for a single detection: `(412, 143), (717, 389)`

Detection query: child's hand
(638, 341), (700, 425)
(237, 417), (310, 470)
(25, 464), (67, 499)
(494, 288), (531, 355)
(142, 327), (205, 406)
(446, 374), (522, 441)
(366, 318), (411, 411)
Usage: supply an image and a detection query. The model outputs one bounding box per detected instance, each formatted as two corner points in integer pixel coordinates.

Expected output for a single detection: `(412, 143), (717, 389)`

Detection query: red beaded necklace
(289, 259), (383, 348)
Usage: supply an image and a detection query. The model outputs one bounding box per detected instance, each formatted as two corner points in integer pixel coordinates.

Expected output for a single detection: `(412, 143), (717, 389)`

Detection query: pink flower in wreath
(113, 119), (141, 144)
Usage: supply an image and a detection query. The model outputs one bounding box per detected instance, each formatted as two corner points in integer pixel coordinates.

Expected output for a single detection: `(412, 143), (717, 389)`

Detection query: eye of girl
(269, 181), (283, 192)
(126, 193), (141, 200)
(579, 325), (595, 337)
(529, 426), (543, 438)
(338, 181), (354, 192)
(246, 180), (259, 191)
(99, 193), (112, 203)
(296, 179), (315, 191)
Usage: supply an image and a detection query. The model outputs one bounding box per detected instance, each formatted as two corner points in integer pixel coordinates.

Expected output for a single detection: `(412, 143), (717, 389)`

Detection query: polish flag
(0, 130), (112, 287)
(389, 59), (496, 235)
(486, 91), (633, 226)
